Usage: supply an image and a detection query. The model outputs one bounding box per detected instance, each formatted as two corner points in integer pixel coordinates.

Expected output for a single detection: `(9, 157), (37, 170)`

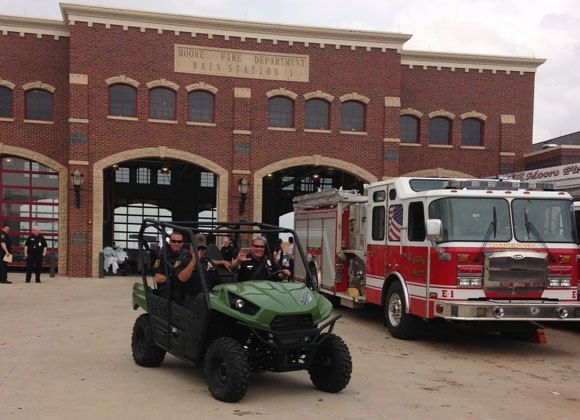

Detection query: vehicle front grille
(484, 250), (547, 295)
(270, 314), (314, 332)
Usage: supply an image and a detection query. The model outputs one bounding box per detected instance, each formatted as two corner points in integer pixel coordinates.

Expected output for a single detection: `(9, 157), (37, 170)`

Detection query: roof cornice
(0, 15), (68, 38)
(401, 50), (545, 74)
(59, 3), (412, 51)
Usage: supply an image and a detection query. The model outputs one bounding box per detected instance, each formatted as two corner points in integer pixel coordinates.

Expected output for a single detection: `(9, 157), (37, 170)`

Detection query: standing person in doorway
(0, 224), (12, 284)
(24, 226), (48, 283)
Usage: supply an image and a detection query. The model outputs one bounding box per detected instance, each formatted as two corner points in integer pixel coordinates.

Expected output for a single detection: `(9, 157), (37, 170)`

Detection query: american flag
(388, 204), (403, 241)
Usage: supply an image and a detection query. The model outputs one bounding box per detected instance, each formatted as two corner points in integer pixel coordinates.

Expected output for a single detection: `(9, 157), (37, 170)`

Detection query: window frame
(149, 87), (176, 121)
(0, 86), (13, 119)
(305, 98), (330, 130)
(400, 115), (420, 143)
(25, 89), (52, 121)
(268, 96), (294, 128)
(429, 116), (452, 145)
(109, 84), (137, 117)
(340, 100), (365, 132)
(188, 90), (215, 123)
(461, 118), (484, 146)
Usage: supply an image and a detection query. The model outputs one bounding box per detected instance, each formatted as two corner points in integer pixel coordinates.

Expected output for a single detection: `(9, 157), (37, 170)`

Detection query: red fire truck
(293, 177), (580, 339)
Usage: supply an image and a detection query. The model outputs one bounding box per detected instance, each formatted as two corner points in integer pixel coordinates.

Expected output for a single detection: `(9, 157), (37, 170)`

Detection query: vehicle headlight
(228, 293), (260, 315)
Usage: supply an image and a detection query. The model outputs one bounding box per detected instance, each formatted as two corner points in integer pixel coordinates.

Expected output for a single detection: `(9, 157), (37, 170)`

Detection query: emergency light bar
(443, 180), (555, 191)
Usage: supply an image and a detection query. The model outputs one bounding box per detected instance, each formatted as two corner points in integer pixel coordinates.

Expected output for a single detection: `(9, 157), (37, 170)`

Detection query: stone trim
(69, 118), (89, 124)
(460, 111), (487, 121)
(69, 74), (88, 85)
(501, 114), (516, 124)
(401, 50), (545, 74)
(383, 138), (401, 143)
(23, 119), (54, 124)
(60, 4), (411, 52)
(266, 88), (298, 100)
(303, 90), (334, 102)
(22, 81), (56, 93)
(500, 152), (516, 156)
(339, 92), (370, 104)
(187, 121), (216, 127)
(234, 87), (251, 98)
(185, 82), (218, 94)
(428, 144), (453, 148)
(340, 130), (367, 136)
(384, 97), (401, 107)
(0, 79), (16, 89)
(146, 78), (179, 91)
(400, 108), (423, 118)
(107, 115), (138, 121)
(105, 75), (140, 88)
(268, 127), (296, 132)
(0, 15), (69, 39)
(147, 118), (179, 124)
(428, 109), (455, 120)
(233, 129), (251, 135)
(68, 160), (90, 165)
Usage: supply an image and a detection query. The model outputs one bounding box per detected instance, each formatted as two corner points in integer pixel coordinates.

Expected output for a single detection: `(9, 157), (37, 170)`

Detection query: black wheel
(204, 337), (250, 403)
(308, 333), (352, 393)
(131, 314), (166, 367)
(384, 282), (424, 340)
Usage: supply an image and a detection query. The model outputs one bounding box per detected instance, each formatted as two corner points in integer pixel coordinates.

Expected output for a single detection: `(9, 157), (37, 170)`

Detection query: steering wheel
(267, 269), (284, 280)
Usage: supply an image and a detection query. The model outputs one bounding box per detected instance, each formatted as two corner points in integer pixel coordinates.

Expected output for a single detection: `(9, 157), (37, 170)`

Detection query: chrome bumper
(433, 300), (580, 321)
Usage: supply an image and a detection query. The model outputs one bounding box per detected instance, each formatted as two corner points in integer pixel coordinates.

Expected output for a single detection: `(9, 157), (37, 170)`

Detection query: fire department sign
(174, 44), (310, 82)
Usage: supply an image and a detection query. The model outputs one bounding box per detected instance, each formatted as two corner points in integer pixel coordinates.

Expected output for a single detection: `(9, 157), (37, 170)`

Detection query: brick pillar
(383, 97), (401, 178)
(500, 114), (517, 172)
(67, 74), (91, 277)
(232, 88), (252, 221)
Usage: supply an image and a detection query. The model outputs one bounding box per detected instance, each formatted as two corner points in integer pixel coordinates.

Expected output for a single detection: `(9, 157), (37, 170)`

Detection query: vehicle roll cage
(137, 219), (318, 301)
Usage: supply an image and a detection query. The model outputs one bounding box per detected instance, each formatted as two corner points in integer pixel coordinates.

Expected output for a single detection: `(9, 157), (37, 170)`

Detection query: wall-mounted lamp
(71, 170), (84, 209)
(160, 166), (170, 174)
(111, 164), (119, 171)
(238, 178), (250, 215)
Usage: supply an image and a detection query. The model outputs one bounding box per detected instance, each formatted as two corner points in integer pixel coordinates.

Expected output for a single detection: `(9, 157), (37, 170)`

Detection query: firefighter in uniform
(232, 236), (290, 282)
(24, 226), (48, 283)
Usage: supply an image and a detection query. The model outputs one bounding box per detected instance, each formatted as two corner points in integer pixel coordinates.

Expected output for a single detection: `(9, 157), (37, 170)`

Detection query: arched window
(149, 87), (175, 120)
(268, 96), (293, 128)
(429, 117), (451, 145)
(188, 90), (214, 122)
(341, 101), (365, 131)
(0, 86), (13, 118)
(305, 99), (330, 130)
(400, 115), (419, 143)
(462, 118), (483, 146)
(25, 89), (52, 120)
(109, 84), (137, 117)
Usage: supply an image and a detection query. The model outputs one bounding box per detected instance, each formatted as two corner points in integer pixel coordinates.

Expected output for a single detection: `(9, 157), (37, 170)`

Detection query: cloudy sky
(2, 0), (579, 143)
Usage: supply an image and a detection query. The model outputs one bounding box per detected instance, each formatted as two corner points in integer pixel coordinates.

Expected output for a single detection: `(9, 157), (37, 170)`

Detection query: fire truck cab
(294, 177), (580, 339)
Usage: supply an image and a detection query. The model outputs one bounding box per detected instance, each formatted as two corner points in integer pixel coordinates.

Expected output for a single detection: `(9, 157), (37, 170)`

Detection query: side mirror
(426, 219), (442, 242)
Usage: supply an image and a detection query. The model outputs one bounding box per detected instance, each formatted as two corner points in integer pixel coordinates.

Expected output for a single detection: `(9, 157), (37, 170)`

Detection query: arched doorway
(261, 166), (365, 227)
(92, 147), (229, 277)
(0, 150), (67, 275)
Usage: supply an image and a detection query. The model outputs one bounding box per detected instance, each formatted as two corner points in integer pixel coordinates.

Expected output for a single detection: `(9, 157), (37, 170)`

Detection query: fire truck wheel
(308, 333), (352, 393)
(204, 337), (250, 403)
(131, 314), (166, 367)
(384, 282), (424, 340)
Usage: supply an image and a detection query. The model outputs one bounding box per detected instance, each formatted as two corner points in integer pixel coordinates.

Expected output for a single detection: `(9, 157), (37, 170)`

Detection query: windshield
(429, 198), (511, 242)
(512, 199), (576, 243)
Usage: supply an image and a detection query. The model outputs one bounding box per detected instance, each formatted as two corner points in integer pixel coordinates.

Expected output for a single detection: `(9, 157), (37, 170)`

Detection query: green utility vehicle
(131, 219), (352, 402)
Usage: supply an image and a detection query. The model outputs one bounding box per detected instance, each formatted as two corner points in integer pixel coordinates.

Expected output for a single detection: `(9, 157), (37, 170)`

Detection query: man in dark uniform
(153, 231), (197, 303)
(0, 224), (13, 284)
(24, 226), (48, 283)
(232, 237), (291, 282)
(220, 236), (237, 261)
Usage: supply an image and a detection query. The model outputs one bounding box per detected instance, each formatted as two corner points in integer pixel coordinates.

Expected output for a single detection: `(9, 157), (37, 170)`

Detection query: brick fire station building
(0, 3), (544, 277)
